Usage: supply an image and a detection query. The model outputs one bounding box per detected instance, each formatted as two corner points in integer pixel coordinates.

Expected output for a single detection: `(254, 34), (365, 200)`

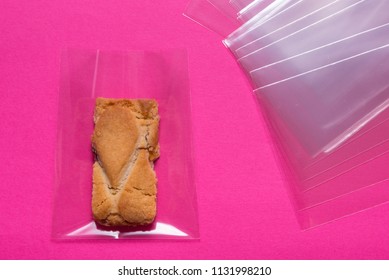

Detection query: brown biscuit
(91, 98), (160, 226)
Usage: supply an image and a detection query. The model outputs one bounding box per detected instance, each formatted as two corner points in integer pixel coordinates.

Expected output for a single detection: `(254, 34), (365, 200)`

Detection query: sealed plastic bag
(53, 48), (199, 239)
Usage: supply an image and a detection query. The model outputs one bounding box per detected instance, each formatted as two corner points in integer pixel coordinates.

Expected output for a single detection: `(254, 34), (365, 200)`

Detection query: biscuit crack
(115, 148), (140, 195)
(95, 197), (108, 209)
(99, 125), (150, 197)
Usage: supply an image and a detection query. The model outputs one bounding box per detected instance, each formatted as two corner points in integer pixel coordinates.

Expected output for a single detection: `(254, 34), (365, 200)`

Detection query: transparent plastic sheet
(235, 0), (348, 57)
(184, 0), (241, 36)
(53, 48), (199, 239)
(238, 0), (388, 71)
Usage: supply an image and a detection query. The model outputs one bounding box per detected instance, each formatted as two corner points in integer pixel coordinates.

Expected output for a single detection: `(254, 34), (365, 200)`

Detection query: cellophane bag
(246, 15), (389, 215)
(52, 48), (199, 239)
(246, 16), (389, 227)
(183, 0), (389, 228)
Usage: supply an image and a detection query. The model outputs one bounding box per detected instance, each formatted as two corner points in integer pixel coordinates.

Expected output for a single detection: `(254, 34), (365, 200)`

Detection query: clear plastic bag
(245, 9), (389, 219)
(238, 0), (389, 72)
(182, 0), (389, 228)
(52, 48), (199, 239)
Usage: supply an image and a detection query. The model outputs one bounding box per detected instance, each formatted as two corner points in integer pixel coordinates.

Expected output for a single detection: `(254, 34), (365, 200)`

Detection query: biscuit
(91, 98), (160, 226)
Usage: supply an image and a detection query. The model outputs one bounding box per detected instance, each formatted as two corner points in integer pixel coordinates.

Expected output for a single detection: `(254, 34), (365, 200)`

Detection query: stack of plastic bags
(184, 0), (389, 229)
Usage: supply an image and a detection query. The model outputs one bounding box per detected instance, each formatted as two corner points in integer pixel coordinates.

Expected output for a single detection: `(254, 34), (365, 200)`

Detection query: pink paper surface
(1, 0), (389, 259)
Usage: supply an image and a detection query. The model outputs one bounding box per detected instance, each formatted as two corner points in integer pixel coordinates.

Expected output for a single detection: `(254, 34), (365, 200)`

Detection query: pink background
(1, 0), (389, 259)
